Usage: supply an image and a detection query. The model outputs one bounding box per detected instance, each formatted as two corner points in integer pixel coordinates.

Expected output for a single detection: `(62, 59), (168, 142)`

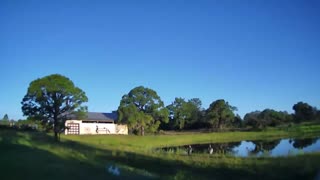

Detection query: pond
(105, 162), (158, 179)
(158, 137), (320, 157)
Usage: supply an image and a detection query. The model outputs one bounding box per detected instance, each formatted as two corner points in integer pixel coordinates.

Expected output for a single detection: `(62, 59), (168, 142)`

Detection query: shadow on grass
(0, 130), (113, 180)
(1, 129), (319, 180)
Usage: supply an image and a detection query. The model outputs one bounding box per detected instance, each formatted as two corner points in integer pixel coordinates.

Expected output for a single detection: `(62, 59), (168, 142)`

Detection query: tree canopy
(0, 114), (10, 125)
(205, 99), (237, 129)
(243, 109), (292, 128)
(118, 86), (169, 135)
(185, 98), (203, 128)
(2, 114), (9, 121)
(293, 102), (316, 122)
(21, 74), (88, 141)
(166, 98), (203, 130)
(243, 111), (262, 128)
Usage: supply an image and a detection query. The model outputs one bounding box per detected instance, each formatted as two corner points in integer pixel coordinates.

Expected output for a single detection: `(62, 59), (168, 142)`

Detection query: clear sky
(1, 0), (319, 120)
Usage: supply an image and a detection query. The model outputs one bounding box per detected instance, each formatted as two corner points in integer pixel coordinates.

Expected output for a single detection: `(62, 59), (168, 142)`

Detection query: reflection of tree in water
(250, 140), (280, 155)
(291, 138), (318, 149)
(181, 142), (241, 154)
(203, 142), (241, 154)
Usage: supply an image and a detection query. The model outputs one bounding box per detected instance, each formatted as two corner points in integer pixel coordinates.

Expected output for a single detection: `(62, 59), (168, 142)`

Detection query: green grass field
(1, 125), (320, 180)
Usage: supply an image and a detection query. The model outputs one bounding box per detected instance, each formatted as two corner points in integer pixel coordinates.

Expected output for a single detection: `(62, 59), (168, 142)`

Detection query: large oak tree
(21, 74), (88, 141)
(118, 86), (169, 135)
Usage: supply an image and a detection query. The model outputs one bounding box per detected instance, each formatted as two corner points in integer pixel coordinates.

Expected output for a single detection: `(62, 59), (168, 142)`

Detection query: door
(67, 123), (80, 135)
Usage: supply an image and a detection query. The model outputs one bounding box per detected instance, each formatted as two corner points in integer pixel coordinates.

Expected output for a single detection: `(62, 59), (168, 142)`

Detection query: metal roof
(86, 112), (118, 121)
(66, 111), (118, 121)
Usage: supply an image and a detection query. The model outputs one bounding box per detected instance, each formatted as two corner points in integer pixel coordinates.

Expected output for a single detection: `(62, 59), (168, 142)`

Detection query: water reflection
(292, 138), (318, 149)
(107, 165), (120, 176)
(162, 142), (241, 155)
(159, 137), (320, 157)
(105, 163), (158, 178)
(249, 140), (280, 156)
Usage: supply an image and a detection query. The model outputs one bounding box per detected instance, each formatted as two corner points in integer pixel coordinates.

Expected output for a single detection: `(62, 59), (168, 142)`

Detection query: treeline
(164, 99), (320, 131)
(162, 98), (241, 131)
(243, 102), (320, 129)
(17, 73), (320, 138)
(0, 114), (40, 131)
(118, 86), (320, 134)
(0, 114), (14, 126)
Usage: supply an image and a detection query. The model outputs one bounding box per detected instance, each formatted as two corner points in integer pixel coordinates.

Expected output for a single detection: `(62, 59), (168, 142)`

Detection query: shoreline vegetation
(1, 123), (320, 179)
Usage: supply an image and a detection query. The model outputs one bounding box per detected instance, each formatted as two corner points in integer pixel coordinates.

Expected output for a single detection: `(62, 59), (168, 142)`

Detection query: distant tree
(284, 111), (294, 124)
(230, 114), (242, 128)
(118, 86), (169, 135)
(167, 98), (188, 130)
(21, 74), (88, 141)
(316, 110), (320, 121)
(188, 98), (202, 110)
(1, 114), (10, 125)
(258, 109), (288, 127)
(243, 111), (263, 128)
(166, 97), (203, 130)
(3, 114), (9, 121)
(205, 99), (237, 129)
(244, 109), (291, 128)
(292, 102), (315, 122)
(185, 98), (203, 129)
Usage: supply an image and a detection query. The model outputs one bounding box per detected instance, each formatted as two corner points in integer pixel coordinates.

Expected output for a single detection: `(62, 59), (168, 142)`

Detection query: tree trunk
(53, 115), (59, 142)
(52, 94), (61, 142)
(218, 117), (222, 130)
(141, 126), (145, 136)
(54, 131), (59, 142)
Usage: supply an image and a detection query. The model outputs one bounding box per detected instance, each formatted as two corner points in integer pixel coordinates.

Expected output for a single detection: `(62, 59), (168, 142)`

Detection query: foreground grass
(1, 126), (320, 179)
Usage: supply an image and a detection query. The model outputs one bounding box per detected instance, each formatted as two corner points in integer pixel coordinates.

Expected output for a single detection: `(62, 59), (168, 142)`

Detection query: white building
(65, 112), (128, 135)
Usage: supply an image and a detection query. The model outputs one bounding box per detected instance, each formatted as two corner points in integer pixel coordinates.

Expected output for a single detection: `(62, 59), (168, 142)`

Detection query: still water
(160, 137), (320, 157)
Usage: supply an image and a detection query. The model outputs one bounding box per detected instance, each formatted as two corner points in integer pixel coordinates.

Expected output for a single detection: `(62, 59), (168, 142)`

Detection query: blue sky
(1, 0), (319, 120)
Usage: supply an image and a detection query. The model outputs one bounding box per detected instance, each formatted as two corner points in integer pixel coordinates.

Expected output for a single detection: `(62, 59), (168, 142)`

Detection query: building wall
(80, 122), (116, 135)
(116, 125), (128, 135)
(65, 120), (128, 135)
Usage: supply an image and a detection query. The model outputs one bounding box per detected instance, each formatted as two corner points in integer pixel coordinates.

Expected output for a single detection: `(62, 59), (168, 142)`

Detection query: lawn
(1, 125), (320, 180)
